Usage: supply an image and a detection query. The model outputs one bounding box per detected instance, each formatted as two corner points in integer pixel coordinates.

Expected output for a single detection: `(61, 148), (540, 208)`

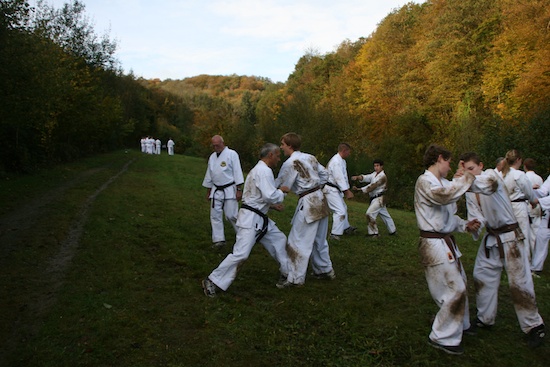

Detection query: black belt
(370, 191), (386, 200)
(299, 186), (321, 199)
(484, 223), (519, 259)
(325, 182), (341, 192)
(419, 231), (461, 271)
(511, 198), (527, 202)
(211, 181), (235, 208)
(241, 204), (268, 242)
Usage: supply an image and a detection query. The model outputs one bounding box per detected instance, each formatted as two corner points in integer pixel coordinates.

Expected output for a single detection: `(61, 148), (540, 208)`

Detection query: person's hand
(344, 190), (354, 199)
(279, 185), (290, 194)
(352, 186), (360, 191)
(351, 175), (361, 181)
(236, 189), (243, 201)
(466, 219), (480, 233)
(531, 198), (539, 208)
(270, 204), (284, 212)
(454, 160), (466, 178)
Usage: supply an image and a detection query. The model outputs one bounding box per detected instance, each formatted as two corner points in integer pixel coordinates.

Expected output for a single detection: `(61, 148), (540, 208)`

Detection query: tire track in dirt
(0, 159), (135, 365)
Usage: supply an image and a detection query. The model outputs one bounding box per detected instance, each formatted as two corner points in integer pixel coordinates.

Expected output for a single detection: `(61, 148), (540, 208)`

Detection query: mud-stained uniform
(276, 151), (333, 285)
(503, 167), (535, 258)
(465, 169), (544, 333)
(208, 160), (289, 291)
(202, 146), (244, 244)
(358, 170), (396, 235)
(323, 153), (351, 236)
(414, 170), (475, 347)
(533, 176), (550, 272)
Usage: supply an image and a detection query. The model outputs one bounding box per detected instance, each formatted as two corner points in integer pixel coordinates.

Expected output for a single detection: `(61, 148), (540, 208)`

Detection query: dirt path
(0, 159), (135, 364)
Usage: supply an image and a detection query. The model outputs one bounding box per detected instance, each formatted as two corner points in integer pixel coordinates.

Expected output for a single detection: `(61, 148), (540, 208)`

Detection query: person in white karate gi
(460, 152), (545, 349)
(146, 136), (154, 154)
(167, 138), (175, 155)
(275, 132), (335, 288)
(352, 159), (396, 237)
(202, 143), (291, 297)
(155, 138), (161, 154)
(415, 144), (480, 355)
(532, 175), (550, 276)
(524, 158), (544, 261)
(501, 150), (535, 255)
(202, 135), (244, 248)
(323, 143), (355, 241)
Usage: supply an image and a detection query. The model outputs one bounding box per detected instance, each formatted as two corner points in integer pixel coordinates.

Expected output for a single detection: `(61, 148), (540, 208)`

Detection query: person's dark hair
(281, 132), (301, 151)
(373, 159), (384, 166)
(422, 144), (451, 169)
(459, 152), (481, 165)
(524, 158), (536, 171)
(260, 143), (279, 158)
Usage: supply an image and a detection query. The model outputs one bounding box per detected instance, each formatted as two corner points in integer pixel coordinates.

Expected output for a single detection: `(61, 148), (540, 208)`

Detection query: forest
(2, 0), (549, 209)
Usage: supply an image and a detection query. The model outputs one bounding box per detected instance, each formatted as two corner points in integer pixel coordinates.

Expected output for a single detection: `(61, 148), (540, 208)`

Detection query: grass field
(0, 150), (549, 366)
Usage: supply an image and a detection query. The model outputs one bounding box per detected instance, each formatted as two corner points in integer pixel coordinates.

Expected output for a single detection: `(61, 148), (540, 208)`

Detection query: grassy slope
(1, 150), (549, 366)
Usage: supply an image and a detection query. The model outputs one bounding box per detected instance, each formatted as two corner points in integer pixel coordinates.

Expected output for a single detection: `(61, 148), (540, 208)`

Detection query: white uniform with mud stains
(208, 160), (289, 291)
(414, 170), (474, 347)
(532, 175), (550, 272)
(322, 153), (351, 235)
(465, 169), (544, 333)
(202, 146), (244, 243)
(276, 151), (333, 284)
(358, 170), (396, 235)
(503, 167), (535, 257)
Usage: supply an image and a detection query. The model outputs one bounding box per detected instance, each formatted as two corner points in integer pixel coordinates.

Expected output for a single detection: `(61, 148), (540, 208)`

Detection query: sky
(36, 0), (424, 82)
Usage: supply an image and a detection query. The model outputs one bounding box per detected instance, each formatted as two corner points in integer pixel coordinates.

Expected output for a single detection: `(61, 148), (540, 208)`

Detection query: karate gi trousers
(532, 213), (550, 272)
(210, 190), (238, 243)
(366, 196), (396, 235)
(474, 236), (544, 333)
(324, 187), (350, 236)
(420, 236), (471, 347)
(209, 220), (288, 291)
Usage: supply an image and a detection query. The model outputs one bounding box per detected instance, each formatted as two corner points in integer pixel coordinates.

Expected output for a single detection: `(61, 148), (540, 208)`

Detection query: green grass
(1, 150), (549, 366)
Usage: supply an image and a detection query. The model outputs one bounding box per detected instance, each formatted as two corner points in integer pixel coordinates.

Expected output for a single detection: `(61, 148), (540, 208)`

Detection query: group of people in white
(200, 134), (396, 295)
(196, 133), (547, 353)
(140, 136), (175, 155)
(416, 146), (547, 355)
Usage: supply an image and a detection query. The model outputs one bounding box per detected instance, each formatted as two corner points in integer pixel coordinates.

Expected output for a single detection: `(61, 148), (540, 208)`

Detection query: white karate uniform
(414, 170), (475, 347)
(533, 176), (550, 272)
(359, 170), (396, 235)
(167, 139), (175, 155)
(466, 169), (543, 333)
(503, 167), (535, 255)
(526, 170), (543, 258)
(202, 147), (244, 243)
(208, 160), (289, 291)
(155, 139), (161, 154)
(276, 151), (333, 285)
(140, 138), (145, 153)
(146, 138), (154, 154)
(322, 153), (351, 235)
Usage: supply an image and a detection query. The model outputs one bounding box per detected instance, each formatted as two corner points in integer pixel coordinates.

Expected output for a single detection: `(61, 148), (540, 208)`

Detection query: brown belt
(484, 223), (519, 259)
(419, 231), (461, 270)
(299, 186), (321, 199)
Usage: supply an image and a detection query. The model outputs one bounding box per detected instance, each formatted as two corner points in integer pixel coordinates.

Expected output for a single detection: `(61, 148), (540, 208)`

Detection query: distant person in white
(167, 138), (175, 155)
(155, 138), (161, 154)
